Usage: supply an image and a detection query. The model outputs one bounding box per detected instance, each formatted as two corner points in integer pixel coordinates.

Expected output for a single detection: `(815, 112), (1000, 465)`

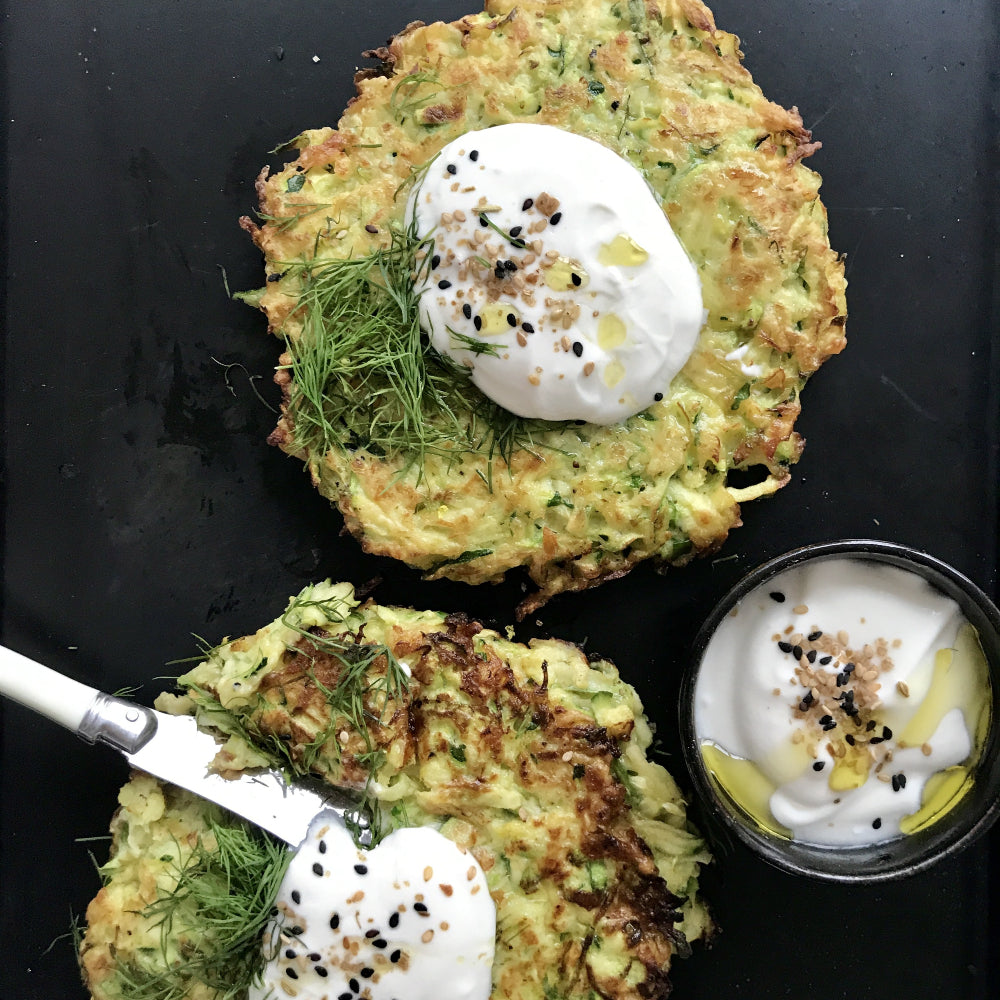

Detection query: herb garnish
(276, 217), (553, 480)
(101, 818), (291, 1000)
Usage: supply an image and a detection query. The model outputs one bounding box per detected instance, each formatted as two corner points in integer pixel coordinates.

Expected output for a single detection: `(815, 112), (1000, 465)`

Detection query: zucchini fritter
(81, 582), (712, 1000)
(241, 0), (846, 614)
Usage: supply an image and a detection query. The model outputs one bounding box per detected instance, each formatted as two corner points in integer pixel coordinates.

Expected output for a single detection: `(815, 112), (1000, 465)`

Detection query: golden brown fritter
(80, 582), (712, 1000)
(240, 0), (846, 615)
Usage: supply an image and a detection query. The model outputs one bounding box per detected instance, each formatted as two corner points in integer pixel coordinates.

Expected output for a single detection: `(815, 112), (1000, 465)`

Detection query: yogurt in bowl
(680, 540), (1000, 881)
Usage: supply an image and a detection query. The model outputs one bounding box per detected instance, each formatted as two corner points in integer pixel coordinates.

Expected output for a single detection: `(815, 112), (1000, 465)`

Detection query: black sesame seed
(474, 315), (482, 331)
(806, 649), (817, 663)
(319, 840), (327, 854)
(287, 969), (299, 980)
(431, 254), (441, 269)
(270, 906), (279, 917)
(522, 321), (534, 333)
(792, 645), (803, 661)
(845, 734), (856, 746)
(819, 655), (833, 665)
(354, 864), (368, 875)
(571, 272), (582, 286)
(823, 721), (837, 731)
(572, 341), (583, 357)
(550, 211), (562, 225)
(290, 926), (303, 936)
(819, 715), (832, 726)
(522, 198), (533, 211)
(350, 979), (360, 994)
(812, 761), (825, 772)
(437, 279), (452, 290)
(340, 993), (353, 1000)
(413, 902), (428, 913)
(801, 690), (814, 706)
(365, 224), (379, 234)
(882, 726), (893, 740)
(836, 673), (848, 687)
(891, 774), (900, 792)
(390, 950), (402, 964)
(844, 662), (856, 674)
(388, 912), (400, 929)
(285, 948), (297, 959)
(506, 313), (517, 327)
(374, 939), (388, 949)
(361, 968), (375, 979)
(511, 238), (528, 249)
(309, 953), (321, 962)
(329, 913), (340, 930)
(872, 817), (882, 830)
(778, 641), (793, 654)
(312, 862), (323, 877)
(869, 736), (884, 745)
(462, 303), (472, 319)
(611, 100), (620, 110)
(316, 967), (329, 978)
(446, 163), (457, 175)
(769, 591), (786, 603)
(509, 225), (523, 237)
(503, 259), (518, 272)
(291, 890), (301, 904)
(867, 720), (877, 732)
(469, 149), (479, 161)
(653, 392), (663, 401)
(898, 773), (907, 788)
(807, 631), (823, 641)
(366, 929), (380, 939)
(479, 214), (489, 227)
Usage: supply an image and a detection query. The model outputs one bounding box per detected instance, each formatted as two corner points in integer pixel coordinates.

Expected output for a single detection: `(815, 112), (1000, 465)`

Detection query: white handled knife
(0, 643), (367, 846)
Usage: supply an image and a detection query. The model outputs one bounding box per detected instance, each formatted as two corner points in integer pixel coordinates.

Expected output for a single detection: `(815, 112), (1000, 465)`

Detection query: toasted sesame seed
(792, 604), (809, 615)
(467, 866), (477, 880)
(922, 742), (933, 756)
(583, 361), (595, 376)
(516, 331), (527, 347)
(422, 929), (435, 943)
(896, 680), (910, 697)
(423, 866), (433, 881)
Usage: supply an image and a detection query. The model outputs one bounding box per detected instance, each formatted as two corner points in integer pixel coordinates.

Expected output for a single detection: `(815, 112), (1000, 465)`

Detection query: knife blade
(0, 642), (366, 846)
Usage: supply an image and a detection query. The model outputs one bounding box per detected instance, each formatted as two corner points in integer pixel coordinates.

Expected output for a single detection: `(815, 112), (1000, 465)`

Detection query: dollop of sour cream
(251, 815), (496, 1000)
(408, 123), (706, 424)
(693, 559), (992, 847)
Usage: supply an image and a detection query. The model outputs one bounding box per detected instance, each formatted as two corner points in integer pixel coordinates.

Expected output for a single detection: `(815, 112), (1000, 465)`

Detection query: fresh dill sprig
(276, 216), (556, 479)
(106, 819), (291, 1000)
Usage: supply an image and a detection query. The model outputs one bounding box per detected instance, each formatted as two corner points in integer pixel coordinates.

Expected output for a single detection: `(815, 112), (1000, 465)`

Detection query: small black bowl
(679, 539), (1000, 882)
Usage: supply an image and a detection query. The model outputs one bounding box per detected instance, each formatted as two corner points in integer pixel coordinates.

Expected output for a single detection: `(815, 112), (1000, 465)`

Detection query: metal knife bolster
(77, 693), (158, 754)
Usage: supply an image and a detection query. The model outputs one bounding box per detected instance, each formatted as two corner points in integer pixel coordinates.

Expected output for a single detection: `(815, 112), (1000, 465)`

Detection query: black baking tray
(2, 1), (998, 997)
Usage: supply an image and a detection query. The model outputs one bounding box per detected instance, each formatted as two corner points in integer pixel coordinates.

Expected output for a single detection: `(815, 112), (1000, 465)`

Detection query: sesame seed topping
(422, 929), (435, 943)
(469, 149), (479, 161)
(318, 840), (327, 854)
(769, 591), (786, 603)
(507, 313), (517, 326)
(365, 224), (379, 234)
(329, 913), (340, 930)
(462, 303), (472, 319)
(316, 966), (329, 978)
(291, 890), (301, 904)
(812, 761), (825, 771)
(437, 279), (452, 290)
(446, 163), (457, 174)
(473, 315), (482, 331)
(349, 978), (360, 993)
(550, 211), (562, 225)
(653, 392), (663, 401)
(388, 913), (400, 928)
(354, 864), (368, 875)
(390, 950), (402, 964)
(522, 198), (533, 211)
(361, 968), (375, 979)
(286, 968), (299, 980)
(808, 631), (823, 641)
(423, 866), (433, 881)
(413, 902), (428, 913)
(312, 862), (323, 877)
(872, 817), (882, 830)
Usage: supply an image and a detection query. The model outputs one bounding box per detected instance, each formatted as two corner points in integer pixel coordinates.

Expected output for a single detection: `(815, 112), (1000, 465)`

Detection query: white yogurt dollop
(693, 559), (991, 847)
(251, 816), (496, 1000)
(408, 123), (706, 424)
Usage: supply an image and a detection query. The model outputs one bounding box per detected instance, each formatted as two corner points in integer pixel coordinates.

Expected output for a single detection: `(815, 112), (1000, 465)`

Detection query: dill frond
(107, 819), (291, 1000)
(277, 217), (557, 480)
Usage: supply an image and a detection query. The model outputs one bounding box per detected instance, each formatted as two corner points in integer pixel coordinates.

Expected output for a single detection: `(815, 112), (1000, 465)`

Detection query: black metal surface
(1, 1), (997, 997)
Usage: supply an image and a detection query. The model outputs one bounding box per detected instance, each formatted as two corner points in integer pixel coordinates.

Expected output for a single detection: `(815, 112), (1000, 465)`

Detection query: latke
(240, 0), (847, 614)
(79, 582), (712, 1000)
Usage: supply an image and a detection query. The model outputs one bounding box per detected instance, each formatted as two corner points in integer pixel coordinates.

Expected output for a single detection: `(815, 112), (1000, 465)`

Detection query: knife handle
(0, 644), (156, 753)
